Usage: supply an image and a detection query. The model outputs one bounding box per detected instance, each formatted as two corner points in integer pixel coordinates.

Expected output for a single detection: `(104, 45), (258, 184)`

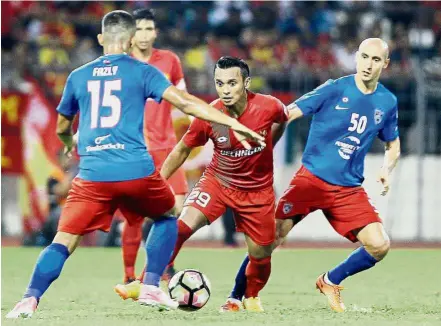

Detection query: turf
(2, 247), (440, 326)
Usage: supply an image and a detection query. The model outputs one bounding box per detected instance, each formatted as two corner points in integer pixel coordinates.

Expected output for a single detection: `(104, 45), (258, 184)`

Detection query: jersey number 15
(87, 80), (121, 128)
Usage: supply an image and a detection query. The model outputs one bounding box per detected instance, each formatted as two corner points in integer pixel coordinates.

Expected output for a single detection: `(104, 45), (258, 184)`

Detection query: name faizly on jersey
(296, 74), (399, 187)
(56, 54), (172, 182)
(182, 92), (289, 191)
(139, 49), (185, 150)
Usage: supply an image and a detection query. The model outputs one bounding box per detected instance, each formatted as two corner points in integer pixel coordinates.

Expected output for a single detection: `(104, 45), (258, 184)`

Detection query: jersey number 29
(87, 80), (121, 128)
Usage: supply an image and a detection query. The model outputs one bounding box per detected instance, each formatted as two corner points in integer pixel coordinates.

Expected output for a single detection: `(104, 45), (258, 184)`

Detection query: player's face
(134, 19), (157, 50)
(356, 43), (389, 82)
(214, 67), (249, 106)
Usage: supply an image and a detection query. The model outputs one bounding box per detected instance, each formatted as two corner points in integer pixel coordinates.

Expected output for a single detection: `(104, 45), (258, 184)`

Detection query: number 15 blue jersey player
(7, 10), (265, 319)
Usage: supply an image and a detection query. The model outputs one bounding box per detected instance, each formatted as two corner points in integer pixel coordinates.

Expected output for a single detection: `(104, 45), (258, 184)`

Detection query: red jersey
(141, 49), (185, 150)
(183, 92), (288, 191)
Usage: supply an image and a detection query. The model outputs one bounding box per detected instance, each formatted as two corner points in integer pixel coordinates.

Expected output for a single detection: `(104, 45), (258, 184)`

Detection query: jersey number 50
(348, 113), (367, 134)
(87, 80), (121, 128)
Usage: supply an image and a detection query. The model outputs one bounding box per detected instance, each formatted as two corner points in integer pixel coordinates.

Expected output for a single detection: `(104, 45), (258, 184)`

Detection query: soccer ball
(168, 269), (211, 311)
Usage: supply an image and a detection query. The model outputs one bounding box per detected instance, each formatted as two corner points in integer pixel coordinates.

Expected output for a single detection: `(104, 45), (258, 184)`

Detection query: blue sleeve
(56, 74), (79, 117)
(295, 79), (338, 116)
(378, 105), (399, 142)
(144, 65), (172, 103)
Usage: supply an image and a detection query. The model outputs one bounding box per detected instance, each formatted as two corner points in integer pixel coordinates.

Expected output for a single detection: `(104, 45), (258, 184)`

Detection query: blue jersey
(57, 54), (172, 182)
(296, 75), (399, 187)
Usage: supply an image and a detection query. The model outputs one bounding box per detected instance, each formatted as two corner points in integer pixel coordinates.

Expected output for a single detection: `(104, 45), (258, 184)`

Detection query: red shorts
(58, 171), (175, 235)
(184, 175), (276, 246)
(276, 166), (382, 242)
(151, 148), (188, 195)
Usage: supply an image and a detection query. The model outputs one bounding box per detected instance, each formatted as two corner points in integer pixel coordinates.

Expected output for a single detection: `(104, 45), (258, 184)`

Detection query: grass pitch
(2, 247), (440, 326)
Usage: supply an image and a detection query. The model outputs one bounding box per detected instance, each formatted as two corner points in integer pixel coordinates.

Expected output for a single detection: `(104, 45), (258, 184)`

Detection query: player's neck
(226, 93), (248, 118)
(355, 74), (378, 94)
(103, 43), (128, 55)
(132, 46), (154, 62)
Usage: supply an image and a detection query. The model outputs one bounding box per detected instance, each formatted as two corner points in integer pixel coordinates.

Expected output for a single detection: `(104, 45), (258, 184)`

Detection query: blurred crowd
(2, 1), (441, 154)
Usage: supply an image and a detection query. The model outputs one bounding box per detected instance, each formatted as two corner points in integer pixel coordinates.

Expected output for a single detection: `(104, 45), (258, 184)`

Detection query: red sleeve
(171, 53), (185, 85)
(182, 119), (210, 148)
(272, 98), (289, 123)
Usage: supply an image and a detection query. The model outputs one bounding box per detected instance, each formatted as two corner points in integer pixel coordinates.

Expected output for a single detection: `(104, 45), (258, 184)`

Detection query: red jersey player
(119, 8), (189, 283)
(114, 56), (288, 312)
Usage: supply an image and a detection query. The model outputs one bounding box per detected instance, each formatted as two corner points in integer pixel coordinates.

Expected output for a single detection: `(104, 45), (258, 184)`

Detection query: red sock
(121, 220), (143, 281)
(137, 219), (193, 281)
(245, 255), (271, 298)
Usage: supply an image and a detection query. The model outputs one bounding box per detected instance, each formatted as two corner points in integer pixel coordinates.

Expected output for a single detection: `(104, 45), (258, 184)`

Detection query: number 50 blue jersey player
(7, 10), (265, 319)
(222, 38), (401, 313)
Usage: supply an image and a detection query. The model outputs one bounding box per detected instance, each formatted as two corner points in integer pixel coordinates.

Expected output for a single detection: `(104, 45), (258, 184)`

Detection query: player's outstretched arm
(56, 114), (76, 157)
(161, 86), (265, 149)
(160, 140), (192, 180)
(378, 137), (401, 196)
(271, 103), (305, 146)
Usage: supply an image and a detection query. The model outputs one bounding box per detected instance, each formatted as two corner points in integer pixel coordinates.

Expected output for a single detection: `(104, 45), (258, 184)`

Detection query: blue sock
(24, 243), (70, 301)
(229, 255), (249, 300)
(327, 247), (378, 285)
(144, 217), (178, 286)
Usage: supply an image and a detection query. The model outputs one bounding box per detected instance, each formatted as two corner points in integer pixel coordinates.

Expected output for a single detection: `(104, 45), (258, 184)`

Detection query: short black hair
(102, 10), (135, 34)
(214, 56), (250, 80)
(133, 8), (156, 23)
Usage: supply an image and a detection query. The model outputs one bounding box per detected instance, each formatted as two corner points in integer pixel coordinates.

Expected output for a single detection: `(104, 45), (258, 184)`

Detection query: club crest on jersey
(259, 130), (268, 137)
(217, 136), (228, 143)
(374, 109), (384, 125)
(342, 97), (349, 103)
(283, 202), (293, 214)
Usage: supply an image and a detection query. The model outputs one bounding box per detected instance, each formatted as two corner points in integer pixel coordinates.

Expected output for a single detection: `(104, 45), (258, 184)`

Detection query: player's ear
(244, 77), (251, 89)
(383, 57), (390, 69)
(97, 34), (104, 47)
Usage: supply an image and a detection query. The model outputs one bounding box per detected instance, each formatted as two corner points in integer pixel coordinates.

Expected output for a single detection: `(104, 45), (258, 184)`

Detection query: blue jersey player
(7, 10), (265, 319)
(220, 38), (401, 313)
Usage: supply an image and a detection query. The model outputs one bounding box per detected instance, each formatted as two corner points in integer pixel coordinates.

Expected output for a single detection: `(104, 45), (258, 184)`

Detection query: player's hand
(64, 133), (78, 158)
(377, 167), (390, 196)
(231, 121), (266, 149)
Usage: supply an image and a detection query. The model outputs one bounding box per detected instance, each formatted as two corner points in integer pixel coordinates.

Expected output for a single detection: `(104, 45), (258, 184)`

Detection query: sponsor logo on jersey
(86, 135), (125, 152)
(374, 109), (384, 125)
(335, 105), (349, 110)
(259, 130), (268, 137)
(217, 136), (228, 143)
(220, 146), (265, 158)
(335, 136), (360, 160)
(95, 134), (111, 145)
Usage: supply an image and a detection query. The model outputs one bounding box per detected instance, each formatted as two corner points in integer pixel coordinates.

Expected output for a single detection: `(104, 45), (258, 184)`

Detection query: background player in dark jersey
(6, 12), (265, 319)
(225, 38), (401, 313)
(114, 56), (288, 312)
(119, 8), (190, 284)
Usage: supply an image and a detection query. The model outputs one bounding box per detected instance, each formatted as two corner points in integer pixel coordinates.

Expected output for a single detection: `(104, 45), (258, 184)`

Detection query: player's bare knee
(179, 206), (208, 232)
(365, 237), (390, 261)
(245, 236), (273, 258)
(276, 219), (293, 241)
(248, 244), (272, 259)
(274, 236), (287, 248)
(52, 232), (82, 254)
